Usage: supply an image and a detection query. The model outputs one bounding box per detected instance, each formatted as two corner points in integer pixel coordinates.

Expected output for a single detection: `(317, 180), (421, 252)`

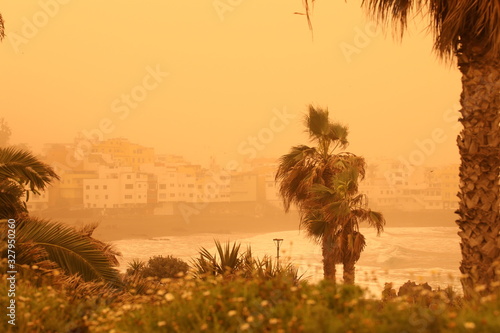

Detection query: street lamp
(273, 238), (283, 267)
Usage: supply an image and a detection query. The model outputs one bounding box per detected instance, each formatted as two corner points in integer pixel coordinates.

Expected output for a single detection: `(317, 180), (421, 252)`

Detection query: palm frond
(305, 105), (330, 139)
(362, 0), (500, 59)
(300, 209), (329, 242)
(0, 147), (59, 192)
(0, 180), (26, 218)
(9, 217), (122, 287)
(328, 123), (349, 148)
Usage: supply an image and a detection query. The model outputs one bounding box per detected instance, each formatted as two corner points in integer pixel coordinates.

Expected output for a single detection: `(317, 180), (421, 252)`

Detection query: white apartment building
(83, 167), (151, 209)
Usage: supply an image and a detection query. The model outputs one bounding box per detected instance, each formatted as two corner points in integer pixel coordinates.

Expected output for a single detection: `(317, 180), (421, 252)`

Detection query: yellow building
(49, 170), (98, 208)
(91, 138), (155, 171)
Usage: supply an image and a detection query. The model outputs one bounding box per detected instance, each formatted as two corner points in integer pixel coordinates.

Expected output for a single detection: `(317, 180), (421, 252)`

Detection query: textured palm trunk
(342, 259), (355, 284)
(456, 47), (500, 299)
(322, 236), (336, 281)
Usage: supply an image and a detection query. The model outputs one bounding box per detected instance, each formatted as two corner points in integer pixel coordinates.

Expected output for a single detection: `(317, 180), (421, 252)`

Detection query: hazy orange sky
(1, 0), (462, 167)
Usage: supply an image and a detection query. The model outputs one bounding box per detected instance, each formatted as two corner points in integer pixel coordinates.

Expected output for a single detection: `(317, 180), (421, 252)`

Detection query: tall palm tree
(276, 105), (368, 280)
(301, 0), (500, 299)
(302, 167), (385, 284)
(0, 147), (59, 218)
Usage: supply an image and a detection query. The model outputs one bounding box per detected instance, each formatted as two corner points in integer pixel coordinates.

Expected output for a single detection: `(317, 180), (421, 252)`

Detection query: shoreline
(47, 208), (458, 242)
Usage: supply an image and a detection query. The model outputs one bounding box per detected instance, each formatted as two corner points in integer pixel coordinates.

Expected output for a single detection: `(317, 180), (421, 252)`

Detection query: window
(103, 185), (107, 190)
(105, 195), (108, 200)
(125, 184), (133, 189)
(170, 193), (175, 197)
(159, 193), (166, 199)
(85, 195), (89, 199)
(124, 195), (133, 199)
(95, 195), (99, 199)
(188, 184), (194, 188)
(127, 175), (132, 179)
(85, 185), (90, 190)
(170, 183), (175, 187)
(94, 185), (99, 190)
(159, 184), (167, 190)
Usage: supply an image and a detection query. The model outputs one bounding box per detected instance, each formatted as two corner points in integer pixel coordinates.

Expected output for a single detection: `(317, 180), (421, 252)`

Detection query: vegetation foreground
(2, 266), (500, 332)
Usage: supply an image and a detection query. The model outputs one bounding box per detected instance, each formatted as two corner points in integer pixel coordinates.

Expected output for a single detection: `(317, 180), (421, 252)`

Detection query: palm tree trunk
(342, 259), (355, 284)
(322, 236), (336, 281)
(456, 48), (500, 299)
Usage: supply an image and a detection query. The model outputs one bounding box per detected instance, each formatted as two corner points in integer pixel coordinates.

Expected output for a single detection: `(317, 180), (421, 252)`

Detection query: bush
(127, 255), (189, 280)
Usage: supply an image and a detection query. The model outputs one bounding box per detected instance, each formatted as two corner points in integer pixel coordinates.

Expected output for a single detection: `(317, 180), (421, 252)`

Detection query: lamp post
(273, 238), (283, 267)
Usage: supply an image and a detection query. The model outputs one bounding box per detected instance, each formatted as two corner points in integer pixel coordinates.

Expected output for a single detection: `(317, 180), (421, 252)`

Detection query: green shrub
(128, 255), (189, 279)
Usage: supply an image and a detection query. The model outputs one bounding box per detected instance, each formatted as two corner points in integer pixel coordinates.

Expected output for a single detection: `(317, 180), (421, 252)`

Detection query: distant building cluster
(27, 138), (459, 214)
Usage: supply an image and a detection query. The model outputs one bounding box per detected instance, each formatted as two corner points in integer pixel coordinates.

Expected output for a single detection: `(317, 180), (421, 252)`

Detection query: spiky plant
(191, 240), (245, 278)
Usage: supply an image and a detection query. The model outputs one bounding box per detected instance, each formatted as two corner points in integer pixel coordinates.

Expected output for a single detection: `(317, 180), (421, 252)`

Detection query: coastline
(48, 208), (458, 242)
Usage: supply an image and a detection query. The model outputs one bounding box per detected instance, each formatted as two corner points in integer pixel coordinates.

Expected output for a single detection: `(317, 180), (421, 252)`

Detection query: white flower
(165, 293), (175, 301)
(464, 322), (476, 329)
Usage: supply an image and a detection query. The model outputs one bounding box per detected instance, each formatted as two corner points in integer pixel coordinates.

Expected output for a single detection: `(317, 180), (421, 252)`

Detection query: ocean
(111, 226), (463, 297)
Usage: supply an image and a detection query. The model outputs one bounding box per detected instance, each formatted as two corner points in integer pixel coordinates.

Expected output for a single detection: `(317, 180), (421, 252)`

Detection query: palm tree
(0, 147), (59, 218)
(301, 167), (385, 284)
(301, 0), (500, 299)
(275, 105), (369, 280)
(0, 147), (121, 287)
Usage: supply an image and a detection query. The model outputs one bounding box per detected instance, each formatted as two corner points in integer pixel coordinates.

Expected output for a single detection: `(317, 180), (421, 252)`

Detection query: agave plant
(191, 240), (245, 278)
(248, 255), (303, 283)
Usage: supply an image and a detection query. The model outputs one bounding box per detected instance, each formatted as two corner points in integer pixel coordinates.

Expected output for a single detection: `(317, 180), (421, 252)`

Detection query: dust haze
(1, 1), (462, 241)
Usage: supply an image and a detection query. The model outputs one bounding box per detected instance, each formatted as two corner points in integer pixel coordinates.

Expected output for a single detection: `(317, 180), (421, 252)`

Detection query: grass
(2, 269), (500, 332)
